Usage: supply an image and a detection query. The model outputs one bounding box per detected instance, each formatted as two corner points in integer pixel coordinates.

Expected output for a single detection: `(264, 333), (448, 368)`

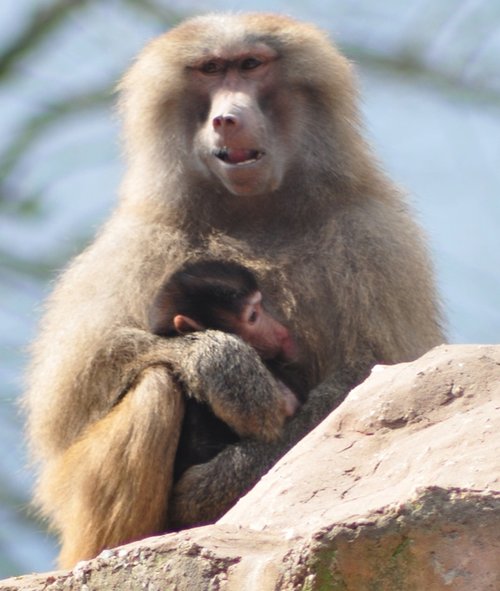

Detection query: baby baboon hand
(169, 462), (220, 529)
(209, 367), (290, 443)
(277, 380), (301, 418)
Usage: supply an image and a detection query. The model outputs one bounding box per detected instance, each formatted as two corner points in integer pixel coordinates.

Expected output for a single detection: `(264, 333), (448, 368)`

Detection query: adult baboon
(25, 13), (443, 567)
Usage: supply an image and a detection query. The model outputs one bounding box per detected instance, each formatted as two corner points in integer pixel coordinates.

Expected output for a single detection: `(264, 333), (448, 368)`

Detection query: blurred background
(0, 0), (499, 579)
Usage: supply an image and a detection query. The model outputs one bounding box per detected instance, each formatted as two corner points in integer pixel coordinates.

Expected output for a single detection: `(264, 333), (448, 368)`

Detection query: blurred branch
(344, 45), (500, 106)
(0, 249), (59, 279)
(0, 85), (113, 192)
(0, 0), (184, 212)
(0, 0), (94, 80)
(123, 0), (185, 27)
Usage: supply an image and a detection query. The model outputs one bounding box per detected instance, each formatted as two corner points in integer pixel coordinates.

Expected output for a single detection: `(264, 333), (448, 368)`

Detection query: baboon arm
(39, 330), (286, 567)
(39, 365), (184, 569)
(170, 371), (352, 528)
(132, 329), (291, 441)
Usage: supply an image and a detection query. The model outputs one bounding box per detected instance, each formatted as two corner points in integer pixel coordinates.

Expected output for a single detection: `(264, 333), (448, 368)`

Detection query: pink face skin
(229, 291), (298, 361)
(232, 294), (300, 417)
(191, 45), (289, 197)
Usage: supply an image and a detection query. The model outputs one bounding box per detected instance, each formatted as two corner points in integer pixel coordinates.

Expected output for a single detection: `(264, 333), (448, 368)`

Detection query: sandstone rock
(2, 344), (499, 590)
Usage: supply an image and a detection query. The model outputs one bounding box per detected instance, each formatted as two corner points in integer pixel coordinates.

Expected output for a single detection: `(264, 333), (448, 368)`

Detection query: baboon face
(189, 42), (288, 196)
(121, 14), (332, 198)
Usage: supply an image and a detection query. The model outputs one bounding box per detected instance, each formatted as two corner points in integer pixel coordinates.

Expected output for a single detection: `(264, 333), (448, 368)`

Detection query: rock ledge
(2, 344), (499, 590)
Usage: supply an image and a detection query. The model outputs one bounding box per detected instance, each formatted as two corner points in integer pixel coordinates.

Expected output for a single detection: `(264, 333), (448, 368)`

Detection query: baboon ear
(173, 314), (204, 334)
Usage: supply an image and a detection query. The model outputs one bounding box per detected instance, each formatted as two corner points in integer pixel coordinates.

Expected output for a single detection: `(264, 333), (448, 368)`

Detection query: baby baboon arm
(39, 365), (184, 568)
(169, 371), (355, 529)
(169, 438), (281, 529)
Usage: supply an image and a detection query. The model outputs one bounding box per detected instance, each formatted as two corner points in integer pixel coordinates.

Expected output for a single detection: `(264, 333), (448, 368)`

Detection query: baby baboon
(150, 259), (301, 479)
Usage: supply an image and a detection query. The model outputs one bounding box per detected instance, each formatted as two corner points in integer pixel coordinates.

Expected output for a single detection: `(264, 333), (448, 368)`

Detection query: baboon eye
(200, 61), (223, 75)
(241, 57), (262, 71)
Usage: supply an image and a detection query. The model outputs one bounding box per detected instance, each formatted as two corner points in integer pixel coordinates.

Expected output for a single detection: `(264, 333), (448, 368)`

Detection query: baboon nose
(213, 113), (238, 129)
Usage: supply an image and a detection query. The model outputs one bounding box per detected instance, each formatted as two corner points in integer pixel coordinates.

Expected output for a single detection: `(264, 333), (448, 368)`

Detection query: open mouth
(214, 147), (265, 166)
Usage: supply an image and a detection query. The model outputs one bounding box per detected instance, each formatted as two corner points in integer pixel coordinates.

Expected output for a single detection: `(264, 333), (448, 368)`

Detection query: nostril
(224, 114), (237, 126)
(213, 114), (238, 129)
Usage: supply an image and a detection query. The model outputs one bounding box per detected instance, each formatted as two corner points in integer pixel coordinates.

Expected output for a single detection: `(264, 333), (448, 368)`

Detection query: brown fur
(24, 13), (443, 567)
